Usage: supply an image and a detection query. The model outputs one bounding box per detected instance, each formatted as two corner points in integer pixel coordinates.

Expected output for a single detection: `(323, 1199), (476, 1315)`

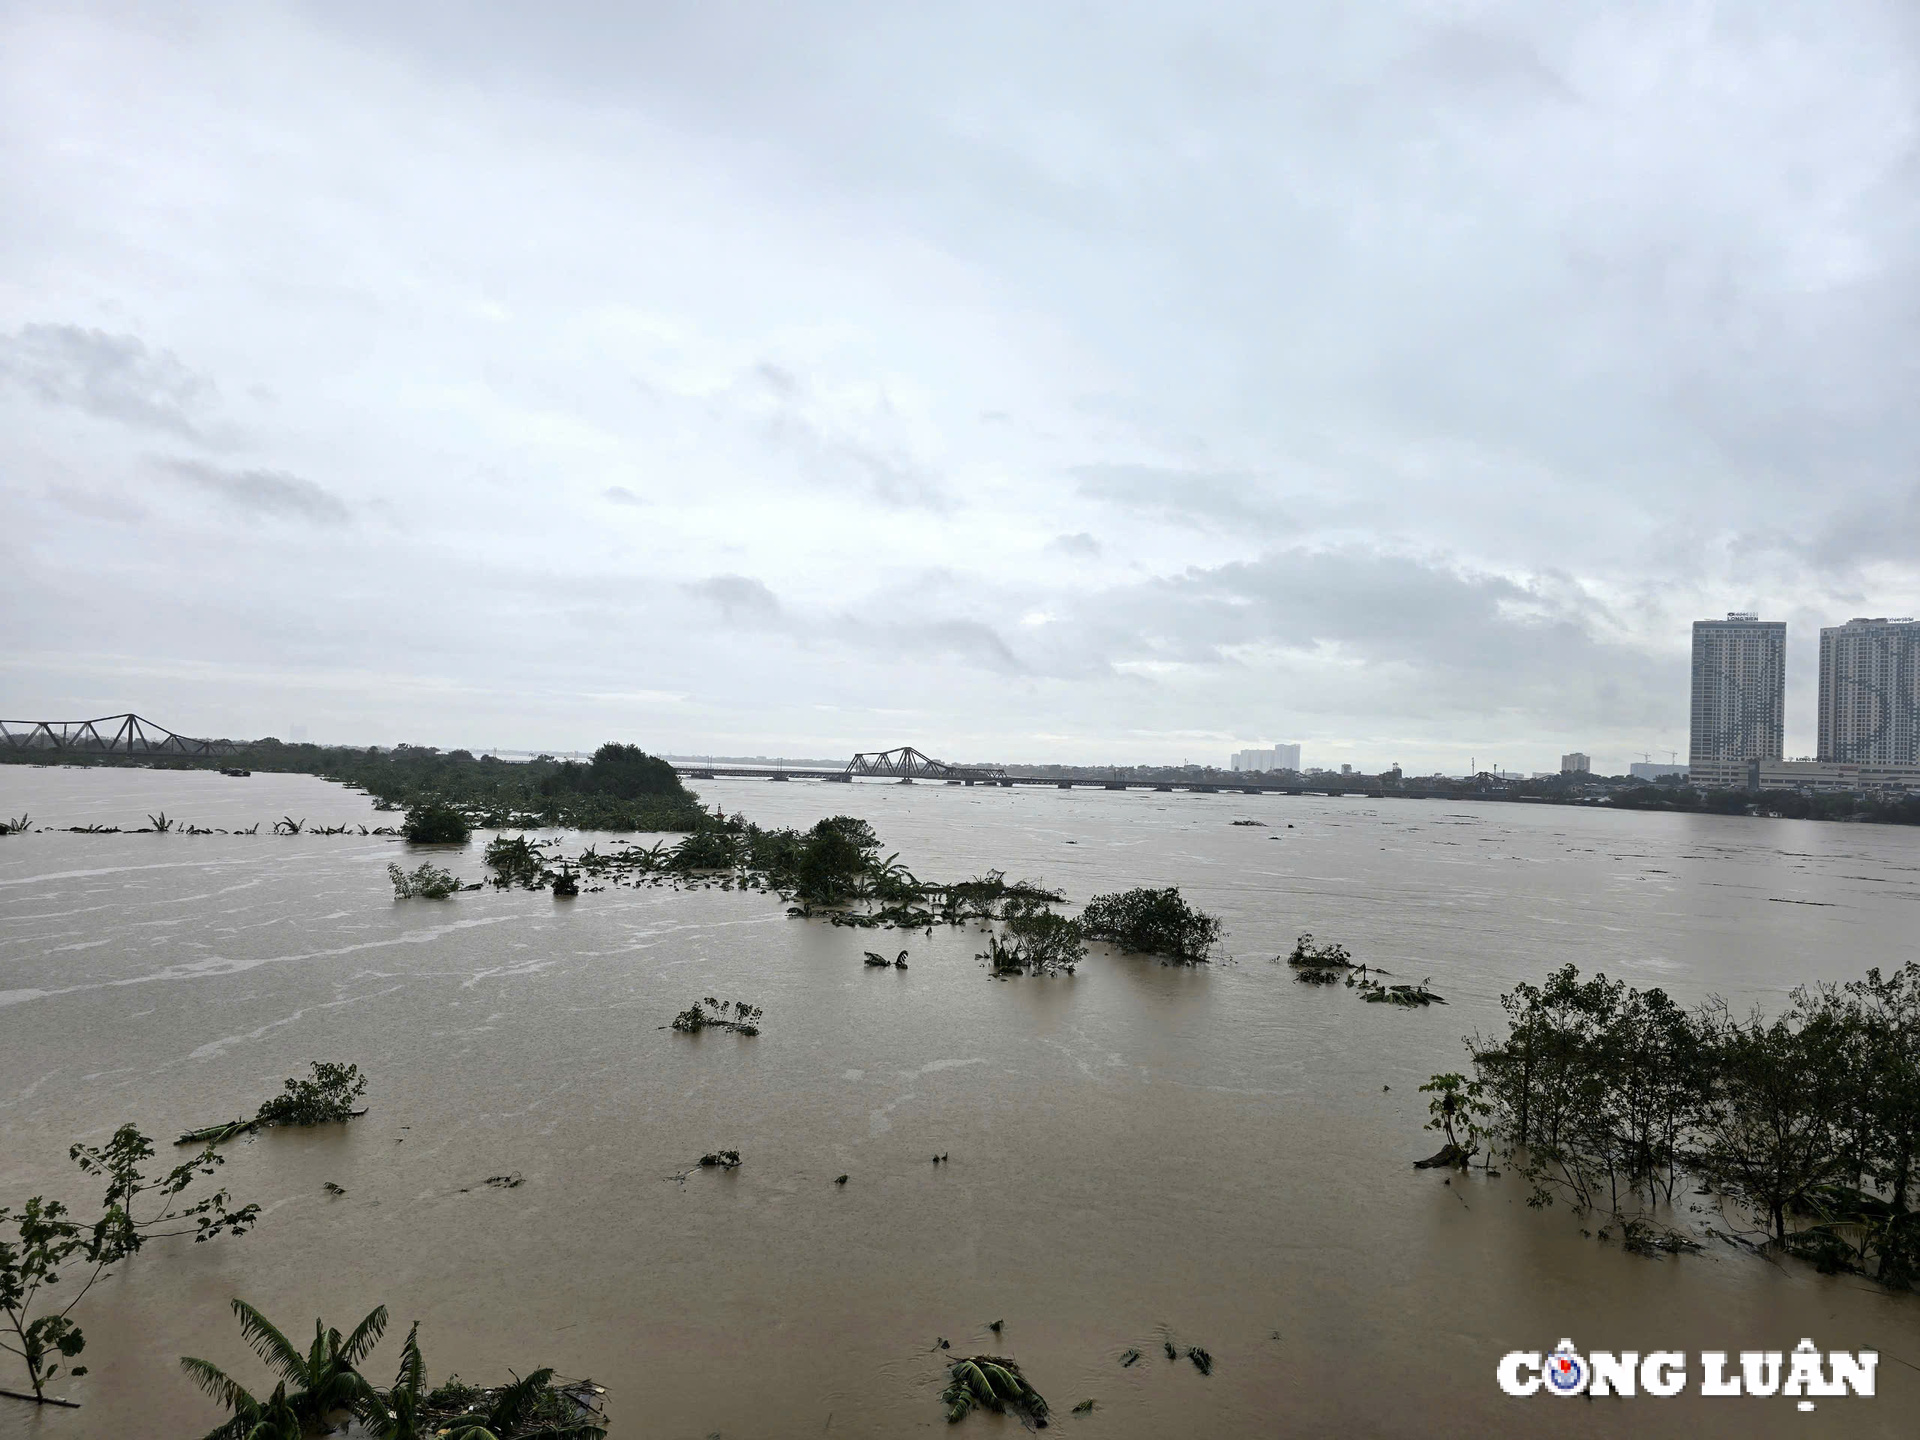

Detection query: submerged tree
(1432, 959), (1920, 1284)
(1081, 887), (1223, 962)
(177, 1062), (369, 1148)
(401, 804), (471, 845)
(2, 1130), (257, 1407)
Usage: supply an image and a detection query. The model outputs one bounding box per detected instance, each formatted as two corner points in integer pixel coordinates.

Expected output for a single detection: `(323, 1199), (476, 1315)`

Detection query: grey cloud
(602, 485), (647, 506)
(1045, 547), (1674, 729)
(1071, 463), (1292, 534)
(832, 614), (1024, 674)
(1048, 532), (1101, 558)
(0, 324), (210, 437)
(755, 362), (800, 397)
(762, 409), (949, 512)
(684, 574), (784, 626)
(160, 458), (350, 524)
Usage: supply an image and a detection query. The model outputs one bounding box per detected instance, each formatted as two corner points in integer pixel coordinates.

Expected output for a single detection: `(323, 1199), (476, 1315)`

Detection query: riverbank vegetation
(3, 739), (708, 833)
(1423, 960), (1920, 1284)
(1611, 784), (1920, 825)
(2, 1129), (257, 1406)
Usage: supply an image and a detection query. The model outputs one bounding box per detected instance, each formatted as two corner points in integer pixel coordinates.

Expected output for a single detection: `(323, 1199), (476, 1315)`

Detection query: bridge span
(671, 746), (1427, 799)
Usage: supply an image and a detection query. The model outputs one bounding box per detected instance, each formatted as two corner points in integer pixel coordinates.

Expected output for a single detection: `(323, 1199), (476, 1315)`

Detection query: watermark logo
(1543, 1340), (1587, 1396)
(1498, 1339), (1875, 1411)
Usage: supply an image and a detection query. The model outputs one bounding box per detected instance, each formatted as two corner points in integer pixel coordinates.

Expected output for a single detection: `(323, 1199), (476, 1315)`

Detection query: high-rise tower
(1818, 617), (1920, 765)
(1690, 613), (1786, 787)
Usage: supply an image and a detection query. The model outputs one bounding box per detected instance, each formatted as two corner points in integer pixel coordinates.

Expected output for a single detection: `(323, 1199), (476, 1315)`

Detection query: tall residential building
(1819, 617), (1920, 765)
(1230, 743), (1301, 773)
(1690, 613), (1786, 787)
(1560, 752), (1590, 774)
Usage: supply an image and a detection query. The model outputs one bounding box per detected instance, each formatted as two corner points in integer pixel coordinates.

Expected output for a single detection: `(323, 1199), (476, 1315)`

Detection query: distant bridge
(670, 746), (1442, 798)
(0, 713), (241, 758)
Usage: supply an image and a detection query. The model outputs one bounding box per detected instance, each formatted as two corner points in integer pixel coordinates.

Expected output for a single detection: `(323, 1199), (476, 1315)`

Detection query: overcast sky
(4, 2), (1916, 771)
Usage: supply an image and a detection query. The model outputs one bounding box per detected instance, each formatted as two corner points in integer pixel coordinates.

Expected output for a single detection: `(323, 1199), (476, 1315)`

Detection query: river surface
(3, 765), (1920, 1437)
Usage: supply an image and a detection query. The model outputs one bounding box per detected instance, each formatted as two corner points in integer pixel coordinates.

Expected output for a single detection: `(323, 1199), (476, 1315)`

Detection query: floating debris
(1359, 978), (1445, 1007)
(941, 1355), (1049, 1427)
(1119, 1349), (1140, 1368)
(698, 1150), (742, 1169)
(0, 814), (29, 835)
(1073, 1399), (1096, 1413)
(1186, 1346), (1213, 1376)
(669, 997), (762, 1036)
(323, 1182), (346, 1197)
(1229, 819), (1267, 827)
(834, 1174), (849, 1185)
(988, 1320), (1003, 1334)
(484, 1173), (525, 1189)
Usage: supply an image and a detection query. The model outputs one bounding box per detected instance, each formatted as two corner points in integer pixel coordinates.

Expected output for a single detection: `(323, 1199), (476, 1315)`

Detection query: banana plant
(180, 1300), (386, 1440)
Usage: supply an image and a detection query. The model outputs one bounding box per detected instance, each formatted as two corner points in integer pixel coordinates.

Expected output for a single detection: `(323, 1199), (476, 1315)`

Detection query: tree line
(1424, 961), (1920, 1284)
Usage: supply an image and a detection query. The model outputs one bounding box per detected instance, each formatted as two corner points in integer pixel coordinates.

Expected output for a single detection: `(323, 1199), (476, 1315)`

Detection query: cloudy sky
(3, 2), (1916, 772)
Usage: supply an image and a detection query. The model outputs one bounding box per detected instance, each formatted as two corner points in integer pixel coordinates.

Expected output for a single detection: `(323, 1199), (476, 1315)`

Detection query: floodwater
(3, 765), (1920, 1438)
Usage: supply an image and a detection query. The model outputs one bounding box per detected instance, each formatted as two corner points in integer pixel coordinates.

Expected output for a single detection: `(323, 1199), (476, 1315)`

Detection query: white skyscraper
(1690, 613), (1786, 788)
(1230, 743), (1301, 773)
(1819, 617), (1920, 765)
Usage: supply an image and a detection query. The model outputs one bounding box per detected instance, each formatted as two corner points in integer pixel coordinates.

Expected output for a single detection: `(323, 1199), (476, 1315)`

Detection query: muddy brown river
(3, 765), (1920, 1437)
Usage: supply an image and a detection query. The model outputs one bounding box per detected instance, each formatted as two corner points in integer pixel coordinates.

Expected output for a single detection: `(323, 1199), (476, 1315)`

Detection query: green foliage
(256, 1063), (367, 1128)
(1081, 886), (1224, 962)
(985, 909), (1086, 976)
(181, 1300), (387, 1440)
(793, 816), (875, 902)
(389, 861), (462, 899)
(402, 803), (471, 845)
(2, 1128), (256, 1404)
(484, 834), (553, 889)
(539, 743), (684, 803)
(669, 998), (762, 1036)
(1419, 1073), (1490, 1164)
(1451, 959), (1920, 1284)
(177, 1063), (369, 1147)
(1285, 933), (1352, 968)
(941, 1355), (1048, 1426)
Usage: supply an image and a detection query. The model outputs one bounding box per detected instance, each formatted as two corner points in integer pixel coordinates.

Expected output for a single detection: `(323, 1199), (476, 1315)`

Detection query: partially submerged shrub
(177, 1062), (369, 1147)
(401, 803), (471, 845)
(983, 910), (1086, 976)
(3, 1128), (258, 1404)
(389, 861), (461, 899)
(256, 1062), (367, 1128)
(941, 1355), (1049, 1426)
(1081, 887), (1223, 962)
(1285, 933), (1352, 968)
(484, 833), (552, 888)
(670, 998), (762, 1036)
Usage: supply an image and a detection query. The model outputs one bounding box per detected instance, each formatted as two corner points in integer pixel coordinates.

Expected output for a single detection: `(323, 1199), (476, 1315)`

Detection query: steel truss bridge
(1, 713), (241, 758)
(672, 746), (1425, 797)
